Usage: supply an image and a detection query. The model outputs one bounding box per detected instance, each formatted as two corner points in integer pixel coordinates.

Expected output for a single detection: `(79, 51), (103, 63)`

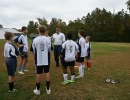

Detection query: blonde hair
(86, 36), (91, 41)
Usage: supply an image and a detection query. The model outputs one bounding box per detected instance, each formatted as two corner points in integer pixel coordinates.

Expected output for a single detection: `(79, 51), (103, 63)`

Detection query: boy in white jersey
(85, 36), (91, 70)
(14, 26), (28, 74)
(61, 33), (79, 85)
(4, 32), (19, 92)
(46, 31), (53, 68)
(32, 25), (51, 95)
(76, 30), (86, 79)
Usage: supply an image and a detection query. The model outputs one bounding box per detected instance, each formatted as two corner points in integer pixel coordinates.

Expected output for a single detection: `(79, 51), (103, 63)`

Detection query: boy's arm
(9, 46), (17, 57)
(75, 43), (79, 58)
(51, 35), (54, 42)
(59, 43), (65, 57)
(13, 41), (24, 48)
(62, 34), (66, 42)
(13, 36), (24, 47)
(32, 40), (36, 64)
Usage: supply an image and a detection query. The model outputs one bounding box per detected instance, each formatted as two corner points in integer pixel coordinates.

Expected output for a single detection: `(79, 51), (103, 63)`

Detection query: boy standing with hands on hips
(4, 32), (19, 92)
(14, 26), (29, 74)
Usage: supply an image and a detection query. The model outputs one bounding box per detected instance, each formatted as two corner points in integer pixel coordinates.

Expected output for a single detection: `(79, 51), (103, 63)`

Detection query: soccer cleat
(46, 88), (51, 95)
(104, 78), (111, 83)
(9, 89), (17, 93)
(18, 71), (24, 75)
(33, 88), (40, 95)
(68, 80), (75, 83)
(75, 75), (83, 79)
(62, 81), (69, 85)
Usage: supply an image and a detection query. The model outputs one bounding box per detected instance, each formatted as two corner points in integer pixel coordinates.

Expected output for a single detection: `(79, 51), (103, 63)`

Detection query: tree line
(28, 8), (130, 42)
(27, 7), (130, 42)
(1, 0), (130, 42)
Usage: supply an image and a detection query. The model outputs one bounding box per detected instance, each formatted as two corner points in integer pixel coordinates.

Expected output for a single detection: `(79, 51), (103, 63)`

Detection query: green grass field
(0, 40), (130, 100)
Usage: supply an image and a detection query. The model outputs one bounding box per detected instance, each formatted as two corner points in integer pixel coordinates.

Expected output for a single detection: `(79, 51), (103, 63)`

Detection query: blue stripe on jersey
(60, 42), (65, 59)
(14, 36), (19, 43)
(77, 38), (81, 57)
(9, 43), (19, 58)
(9, 49), (16, 58)
(34, 46), (37, 65)
(14, 35), (23, 44)
(19, 47), (24, 53)
(87, 43), (91, 57)
(14, 34), (24, 52)
(48, 52), (50, 64)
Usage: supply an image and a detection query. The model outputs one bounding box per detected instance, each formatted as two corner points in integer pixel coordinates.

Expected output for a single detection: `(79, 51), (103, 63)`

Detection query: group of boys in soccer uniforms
(4, 25), (91, 95)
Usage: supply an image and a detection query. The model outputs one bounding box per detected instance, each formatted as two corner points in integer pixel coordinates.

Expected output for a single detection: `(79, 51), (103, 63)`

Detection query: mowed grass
(0, 39), (130, 100)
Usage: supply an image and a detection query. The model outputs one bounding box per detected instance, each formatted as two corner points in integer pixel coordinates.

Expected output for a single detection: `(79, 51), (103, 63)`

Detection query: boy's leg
(7, 58), (17, 92)
(44, 65), (51, 94)
(36, 74), (42, 90)
(18, 57), (24, 73)
(35, 66), (43, 90)
(62, 66), (68, 84)
(34, 66), (43, 95)
(69, 66), (75, 82)
(9, 76), (15, 91)
(45, 73), (50, 90)
(81, 62), (85, 76)
(22, 57), (28, 71)
(22, 52), (29, 71)
(75, 63), (83, 78)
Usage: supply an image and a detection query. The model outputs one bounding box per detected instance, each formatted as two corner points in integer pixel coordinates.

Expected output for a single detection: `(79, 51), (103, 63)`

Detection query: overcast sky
(0, 0), (128, 28)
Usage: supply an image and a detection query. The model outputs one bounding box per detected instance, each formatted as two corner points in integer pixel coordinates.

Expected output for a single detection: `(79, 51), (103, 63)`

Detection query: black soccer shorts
(20, 52), (28, 59)
(36, 65), (49, 74)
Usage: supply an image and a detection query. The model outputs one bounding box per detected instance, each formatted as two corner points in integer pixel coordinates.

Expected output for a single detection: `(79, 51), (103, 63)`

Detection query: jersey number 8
(40, 42), (45, 51)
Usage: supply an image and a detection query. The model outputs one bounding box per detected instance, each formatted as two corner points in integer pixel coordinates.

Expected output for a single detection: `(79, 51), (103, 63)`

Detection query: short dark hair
(4, 32), (13, 40)
(56, 28), (60, 31)
(67, 33), (72, 39)
(38, 25), (47, 34)
(78, 30), (84, 36)
(21, 26), (27, 32)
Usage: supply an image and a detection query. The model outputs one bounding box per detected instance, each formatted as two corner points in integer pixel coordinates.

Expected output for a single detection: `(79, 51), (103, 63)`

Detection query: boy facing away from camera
(60, 33), (79, 85)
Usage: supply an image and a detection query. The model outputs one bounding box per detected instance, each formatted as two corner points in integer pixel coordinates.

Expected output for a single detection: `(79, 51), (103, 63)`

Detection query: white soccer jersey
(62, 40), (79, 62)
(47, 36), (51, 52)
(52, 33), (65, 45)
(32, 36), (51, 66)
(47, 36), (51, 42)
(14, 34), (28, 52)
(4, 42), (18, 58)
(85, 42), (91, 51)
(78, 37), (86, 57)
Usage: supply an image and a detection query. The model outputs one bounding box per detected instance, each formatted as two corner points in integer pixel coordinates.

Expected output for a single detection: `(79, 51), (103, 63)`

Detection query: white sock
(71, 75), (75, 81)
(63, 74), (68, 82)
(82, 65), (85, 76)
(79, 66), (83, 76)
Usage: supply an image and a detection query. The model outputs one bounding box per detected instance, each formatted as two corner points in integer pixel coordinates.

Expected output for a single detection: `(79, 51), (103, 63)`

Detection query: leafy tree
(126, 0), (130, 11)
(26, 2), (130, 42)
(37, 17), (48, 27)
(27, 21), (38, 36)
